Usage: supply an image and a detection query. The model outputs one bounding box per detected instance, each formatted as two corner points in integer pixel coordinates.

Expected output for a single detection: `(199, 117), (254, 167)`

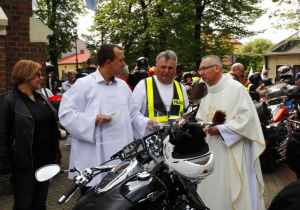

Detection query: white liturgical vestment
(59, 70), (148, 187)
(196, 73), (266, 210)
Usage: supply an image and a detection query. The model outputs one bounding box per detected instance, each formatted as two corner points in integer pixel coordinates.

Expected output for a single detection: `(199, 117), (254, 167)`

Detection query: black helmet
(278, 65), (293, 77)
(136, 57), (148, 70)
(46, 65), (56, 73)
(249, 72), (262, 86)
(287, 85), (300, 100)
(182, 72), (193, 81)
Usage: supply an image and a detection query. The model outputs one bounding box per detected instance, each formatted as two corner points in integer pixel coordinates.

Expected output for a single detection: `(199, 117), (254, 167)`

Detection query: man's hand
(259, 83), (265, 90)
(203, 126), (220, 136)
(146, 119), (158, 131)
(95, 114), (112, 125)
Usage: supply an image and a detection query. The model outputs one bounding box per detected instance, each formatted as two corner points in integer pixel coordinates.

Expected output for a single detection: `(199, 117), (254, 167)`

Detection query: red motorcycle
(258, 84), (300, 173)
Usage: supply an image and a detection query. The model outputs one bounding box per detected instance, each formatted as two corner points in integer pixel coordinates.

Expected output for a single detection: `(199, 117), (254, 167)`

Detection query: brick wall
(0, 0), (47, 94)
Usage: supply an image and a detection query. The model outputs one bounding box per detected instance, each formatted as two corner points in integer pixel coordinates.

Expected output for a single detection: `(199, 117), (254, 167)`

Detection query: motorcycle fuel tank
(73, 172), (166, 210)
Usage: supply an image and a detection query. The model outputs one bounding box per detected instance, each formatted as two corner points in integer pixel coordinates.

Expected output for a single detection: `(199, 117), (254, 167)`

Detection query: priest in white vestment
(196, 55), (266, 210)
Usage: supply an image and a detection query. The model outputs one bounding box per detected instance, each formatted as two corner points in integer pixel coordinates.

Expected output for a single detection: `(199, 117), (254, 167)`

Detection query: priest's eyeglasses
(199, 65), (215, 71)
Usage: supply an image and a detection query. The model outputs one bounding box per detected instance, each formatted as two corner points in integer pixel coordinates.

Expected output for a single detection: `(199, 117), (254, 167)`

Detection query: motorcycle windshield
(96, 103), (167, 165)
(262, 83), (289, 100)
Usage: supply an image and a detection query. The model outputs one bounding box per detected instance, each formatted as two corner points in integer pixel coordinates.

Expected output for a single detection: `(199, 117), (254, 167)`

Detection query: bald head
(199, 55), (223, 86)
(231, 63), (244, 72)
(230, 62), (244, 80)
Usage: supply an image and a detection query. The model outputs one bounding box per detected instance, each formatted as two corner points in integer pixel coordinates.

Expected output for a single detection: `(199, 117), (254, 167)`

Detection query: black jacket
(230, 73), (240, 83)
(0, 89), (61, 174)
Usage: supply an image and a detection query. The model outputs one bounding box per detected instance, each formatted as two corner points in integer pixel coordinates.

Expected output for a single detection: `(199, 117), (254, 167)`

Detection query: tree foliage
(235, 53), (264, 77)
(271, 0), (300, 35)
(33, 0), (86, 70)
(84, 0), (265, 68)
(242, 38), (275, 54)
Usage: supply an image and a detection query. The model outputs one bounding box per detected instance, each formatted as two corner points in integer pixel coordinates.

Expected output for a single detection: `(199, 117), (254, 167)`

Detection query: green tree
(242, 39), (275, 54)
(84, 0), (265, 68)
(271, 0), (300, 35)
(235, 53), (264, 77)
(33, 0), (86, 72)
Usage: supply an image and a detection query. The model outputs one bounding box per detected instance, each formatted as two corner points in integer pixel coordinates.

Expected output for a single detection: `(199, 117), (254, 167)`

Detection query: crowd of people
(1, 43), (300, 210)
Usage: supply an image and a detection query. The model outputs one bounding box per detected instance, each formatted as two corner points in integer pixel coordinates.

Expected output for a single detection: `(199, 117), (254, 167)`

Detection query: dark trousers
(10, 168), (50, 210)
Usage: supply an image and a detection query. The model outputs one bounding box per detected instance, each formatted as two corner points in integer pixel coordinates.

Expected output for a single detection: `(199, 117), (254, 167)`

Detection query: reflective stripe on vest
(146, 77), (184, 122)
(246, 83), (253, 92)
(246, 83), (261, 102)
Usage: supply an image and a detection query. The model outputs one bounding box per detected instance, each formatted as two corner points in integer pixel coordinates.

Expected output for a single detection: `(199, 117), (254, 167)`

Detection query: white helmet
(163, 135), (214, 182)
(278, 65), (293, 77)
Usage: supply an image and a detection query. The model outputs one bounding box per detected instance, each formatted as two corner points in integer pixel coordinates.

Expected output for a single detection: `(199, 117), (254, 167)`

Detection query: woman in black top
(0, 60), (62, 210)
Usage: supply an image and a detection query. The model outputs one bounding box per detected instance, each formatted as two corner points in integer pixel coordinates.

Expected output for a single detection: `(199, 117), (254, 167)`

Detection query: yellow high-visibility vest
(146, 77), (184, 122)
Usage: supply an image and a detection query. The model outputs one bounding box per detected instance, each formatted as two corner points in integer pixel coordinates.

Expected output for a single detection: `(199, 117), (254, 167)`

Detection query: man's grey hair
(156, 50), (178, 65)
(201, 55), (222, 69)
(119, 65), (129, 76)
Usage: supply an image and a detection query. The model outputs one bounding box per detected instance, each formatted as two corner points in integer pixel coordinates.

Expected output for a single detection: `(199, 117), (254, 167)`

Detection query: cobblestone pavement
(0, 141), (297, 210)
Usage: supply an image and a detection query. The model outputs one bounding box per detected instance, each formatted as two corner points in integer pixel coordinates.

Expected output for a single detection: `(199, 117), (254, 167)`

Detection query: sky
(238, 0), (296, 44)
(77, 0), (296, 45)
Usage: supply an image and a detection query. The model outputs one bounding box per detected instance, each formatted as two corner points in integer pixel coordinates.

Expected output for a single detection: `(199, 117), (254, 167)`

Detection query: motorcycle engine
(266, 122), (287, 146)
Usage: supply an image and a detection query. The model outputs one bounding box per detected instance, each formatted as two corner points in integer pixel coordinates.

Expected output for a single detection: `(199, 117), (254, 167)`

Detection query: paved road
(0, 141), (297, 209)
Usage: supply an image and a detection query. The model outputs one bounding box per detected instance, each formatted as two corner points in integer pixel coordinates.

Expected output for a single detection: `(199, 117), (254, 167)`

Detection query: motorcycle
(258, 84), (300, 173)
(36, 83), (215, 210)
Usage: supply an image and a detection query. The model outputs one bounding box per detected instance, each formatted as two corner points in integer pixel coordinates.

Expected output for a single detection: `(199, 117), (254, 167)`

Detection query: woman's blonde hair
(12, 60), (42, 85)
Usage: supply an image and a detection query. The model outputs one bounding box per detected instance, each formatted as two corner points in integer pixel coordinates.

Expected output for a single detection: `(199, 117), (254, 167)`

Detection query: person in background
(148, 66), (156, 77)
(116, 65), (132, 91)
(61, 69), (77, 94)
(261, 70), (273, 86)
(229, 62), (245, 83)
(76, 57), (97, 79)
(133, 50), (190, 127)
(181, 72), (194, 96)
(0, 59), (62, 210)
(246, 72), (266, 102)
(268, 128), (300, 210)
(277, 65), (295, 85)
(46, 64), (61, 95)
(191, 71), (200, 83)
(268, 179), (300, 210)
(40, 87), (54, 98)
(58, 44), (153, 195)
(128, 57), (149, 90)
(181, 72), (193, 86)
(196, 55), (265, 210)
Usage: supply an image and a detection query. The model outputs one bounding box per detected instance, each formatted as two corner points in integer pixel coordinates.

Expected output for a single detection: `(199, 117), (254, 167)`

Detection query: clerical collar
(210, 74), (224, 88)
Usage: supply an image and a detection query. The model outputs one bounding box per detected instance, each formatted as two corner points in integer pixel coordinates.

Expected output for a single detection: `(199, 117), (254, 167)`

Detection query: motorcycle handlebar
(57, 182), (79, 205)
(184, 122), (213, 128)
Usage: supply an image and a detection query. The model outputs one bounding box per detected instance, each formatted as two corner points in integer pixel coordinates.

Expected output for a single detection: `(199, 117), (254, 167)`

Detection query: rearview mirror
(189, 82), (208, 102)
(35, 164), (60, 182)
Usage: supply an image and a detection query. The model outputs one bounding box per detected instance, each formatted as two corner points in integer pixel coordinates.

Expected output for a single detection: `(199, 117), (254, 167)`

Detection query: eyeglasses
(199, 65), (215, 72)
(36, 72), (42, 78)
(238, 69), (245, 74)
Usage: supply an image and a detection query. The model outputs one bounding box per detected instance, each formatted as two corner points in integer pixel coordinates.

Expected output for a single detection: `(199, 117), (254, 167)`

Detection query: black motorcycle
(36, 83), (215, 210)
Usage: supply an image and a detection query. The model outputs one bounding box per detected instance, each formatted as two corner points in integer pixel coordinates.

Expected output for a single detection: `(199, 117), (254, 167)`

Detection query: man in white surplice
(196, 55), (266, 210)
(59, 44), (151, 192)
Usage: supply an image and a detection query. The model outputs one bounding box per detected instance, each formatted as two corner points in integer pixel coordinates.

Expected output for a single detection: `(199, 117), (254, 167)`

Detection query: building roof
(58, 51), (91, 65)
(264, 33), (300, 56)
(230, 37), (242, 45)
